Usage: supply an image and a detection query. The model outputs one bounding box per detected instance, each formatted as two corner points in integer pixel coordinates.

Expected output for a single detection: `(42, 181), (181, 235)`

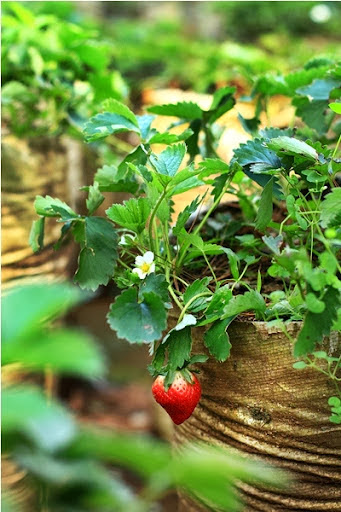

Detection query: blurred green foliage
(2, 281), (287, 511)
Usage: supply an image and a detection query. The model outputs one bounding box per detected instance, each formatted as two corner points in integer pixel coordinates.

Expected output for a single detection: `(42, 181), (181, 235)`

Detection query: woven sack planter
(170, 314), (341, 511)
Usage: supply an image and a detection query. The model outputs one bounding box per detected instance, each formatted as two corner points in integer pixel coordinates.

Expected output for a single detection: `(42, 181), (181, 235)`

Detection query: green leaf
(267, 136), (318, 160)
(74, 217), (118, 291)
(107, 288), (167, 343)
(204, 318), (233, 362)
(34, 195), (77, 220)
(149, 143), (186, 177)
(93, 164), (138, 194)
(255, 177), (274, 232)
(106, 198), (151, 234)
(2, 283), (82, 343)
(28, 46), (44, 76)
(148, 128), (193, 145)
(137, 114), (155, 140)
(203, 286), (233, 324)
(83, 112), (140, 142)
(100, 98), (139, 127)
(147, 101), (203, 120)
(296, 79), (340, 101)
(207, 86), (236, 124)
(167, 326), (192, 370)
(2, 386), (76, 451)
(294, 286), (341, 357)
(293, 97), (328, 135)
(223, 291), (266, 318)
(262, 234), (283, 255)
(139, 273), (169, 304)
(29, 217), (45, 253)
(173, 196), (201, 235)
(305, 293), (325, 314)
(293, 361), (307, 369)
(3, 329), (105, 378)
(184, 278), (211, 307)
(329, 102), (341, 114)
(320, 189), (341, 228)
(86, 182), (104, 216)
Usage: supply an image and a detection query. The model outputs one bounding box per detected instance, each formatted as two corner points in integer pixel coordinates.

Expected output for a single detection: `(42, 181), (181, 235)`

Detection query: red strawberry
(152, 371), (201, 425)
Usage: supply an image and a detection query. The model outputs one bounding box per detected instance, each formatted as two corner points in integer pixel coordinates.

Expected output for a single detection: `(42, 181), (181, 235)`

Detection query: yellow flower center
(141, 263), (150, 273)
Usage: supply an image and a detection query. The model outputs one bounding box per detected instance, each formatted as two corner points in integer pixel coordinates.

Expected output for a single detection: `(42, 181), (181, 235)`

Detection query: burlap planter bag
(171, 315), (341, 511)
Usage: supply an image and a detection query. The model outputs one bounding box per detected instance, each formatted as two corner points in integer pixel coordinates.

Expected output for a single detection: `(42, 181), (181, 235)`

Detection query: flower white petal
(135, 255), (145, 266)
(144, 251), (154, 264)
(148, 263), (155, 274)
(132, 268), (145, 279)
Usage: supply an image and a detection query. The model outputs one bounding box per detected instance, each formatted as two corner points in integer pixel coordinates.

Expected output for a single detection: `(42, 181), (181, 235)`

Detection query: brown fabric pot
(173, 318), (341, 511)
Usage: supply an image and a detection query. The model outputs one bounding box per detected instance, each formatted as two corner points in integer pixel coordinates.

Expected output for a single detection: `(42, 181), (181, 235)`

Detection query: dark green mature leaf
(223, 291), (266, 318)
(167, 326), (192, 370)
(296, 79), (340, 101)
(83, 112), (140, 142)
(173, 196), (201, 235)
(267, 136), (318, 160)
(86, 182), (104, 215)
(148, 128), (193, 145)
(204, 318), (233, 362)
(107, 288), (167, 343)
(320, 189), (341, 228)
(29, 217), (45, 253)
(139, 273), (169, 304)
(2, 386), (76, 451)
(292, 97), (328, 135)
(255, 177), (274, 232)
(202, 286), (233, 325)
(149, 143), (186, 177)
(93, 164), (138, 194)
(34, 195), (77, 220)
(106, 197), (151, 233)
(207, 86), (236, 124)
(74, 217), (118, 291)
(2, 283), (82, 343)
(3, 329), (105, 378)
(183, 278), (211, 313)
(294, 286), (340, 357)
(147, 101), (203, 120)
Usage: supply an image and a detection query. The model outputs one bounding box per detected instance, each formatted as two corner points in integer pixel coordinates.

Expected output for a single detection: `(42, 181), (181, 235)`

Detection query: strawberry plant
(30, 59), (341, 424)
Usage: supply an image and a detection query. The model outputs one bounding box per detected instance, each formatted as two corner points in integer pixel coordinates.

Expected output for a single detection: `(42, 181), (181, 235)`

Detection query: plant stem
(148, 188), (168, 255)
(178, 292), (212, 323)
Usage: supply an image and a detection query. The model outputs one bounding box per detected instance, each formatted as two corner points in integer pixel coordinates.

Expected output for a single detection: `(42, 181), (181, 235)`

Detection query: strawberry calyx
(149, 353), (208, 391)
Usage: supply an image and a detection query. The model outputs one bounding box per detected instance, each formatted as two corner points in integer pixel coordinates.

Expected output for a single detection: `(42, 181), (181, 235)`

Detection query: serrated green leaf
(34, 195), (77, 220)
(203, 286), (233, 324)
(100, 98), (139, 127)
(255, 177), (274, 232)
(183, 278), (211, 313)
(74, 217), (118, 291)
(223, 290), (266, 318)
(149, 143), (186, 177)
(107, 288), (167, 344)
(305, 293), (325, 314)
(293, 97), (327, 135)
(106, 197), (151, 234)
(93, 164), (138, 194)
(147, 101), (203, 120)
(204, 318), (233, 362)
(86, 182), (104, 216)
(262, 234), (283, 255)
(167, 326), (192, 370)
(294, 286), (341, 357)
(267, 136), (318, 160)
(83, 112), (140, 142)
(207, 86), (236, 124)
(173, 196), (201, 236)
(29, 217), (45, 253)
(296, 79), (340, 101)
(148, 128), (193, 145)
(139, 273), (169, 304)
(320, 189), (341, 228)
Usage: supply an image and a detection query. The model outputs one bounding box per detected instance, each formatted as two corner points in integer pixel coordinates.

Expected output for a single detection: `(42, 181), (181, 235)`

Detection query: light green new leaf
(167, 326), (192, 370)
(93, 164), (138, 194)
(320, 189), (341, 228)
(86, 182), (105, 215)
(147, 101), (203, 120)
(305, 293), (325, 314)
(74, 217), (118, 291)
(34, 195), (77, 220)
(2, 282), (82, 343)
(149, 143), (186, 177)
(3, 329), (105, 378)
(106, 197), (151, 234)
(107, 288), (167, 343)
(255, 177), (274, 232)
(2, 386), (76, 451)
(100, 98), (139, 127)
(204, 317), (233, 362)
(267, 136), (318, 160)
(29, 217), (45, 253)
(148, 128), (193, 145)
(329, 103), (341, 114)
(83, 112), (140, 142)
(223, 290), (266, 318)
(294, 286), (340, 357)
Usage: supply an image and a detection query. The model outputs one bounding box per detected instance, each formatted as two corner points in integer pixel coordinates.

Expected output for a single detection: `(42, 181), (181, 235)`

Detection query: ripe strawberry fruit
(152, 371), (201, 425)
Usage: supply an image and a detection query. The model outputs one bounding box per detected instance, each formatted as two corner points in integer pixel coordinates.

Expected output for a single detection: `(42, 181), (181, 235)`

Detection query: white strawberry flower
(132, 251), (155, 279)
